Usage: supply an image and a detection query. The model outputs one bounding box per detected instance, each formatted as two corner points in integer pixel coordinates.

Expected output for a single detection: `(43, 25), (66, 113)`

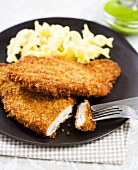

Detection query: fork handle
(91, 97), (138, 112)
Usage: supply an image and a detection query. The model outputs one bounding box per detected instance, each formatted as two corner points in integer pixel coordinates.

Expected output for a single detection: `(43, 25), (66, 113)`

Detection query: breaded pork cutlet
(0, 63), (76, 138)
(7, 56), (121, 98)
(75, 100), (96, 132)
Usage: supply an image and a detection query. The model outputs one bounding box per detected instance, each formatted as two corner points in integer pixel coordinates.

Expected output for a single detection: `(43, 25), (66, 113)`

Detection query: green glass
(104, 0), (138, 35)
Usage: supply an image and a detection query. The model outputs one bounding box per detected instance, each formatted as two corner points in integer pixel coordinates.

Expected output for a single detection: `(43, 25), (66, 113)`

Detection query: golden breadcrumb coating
(85, 59), (121, 84)
(7, 55), (121, 98)
(75, 100), (96, 132)
(0, 63), (10, 89)
(0, 63), (76, 138)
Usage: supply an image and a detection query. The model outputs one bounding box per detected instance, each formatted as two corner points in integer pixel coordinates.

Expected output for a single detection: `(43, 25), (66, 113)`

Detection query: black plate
(0, 17), (138, 146)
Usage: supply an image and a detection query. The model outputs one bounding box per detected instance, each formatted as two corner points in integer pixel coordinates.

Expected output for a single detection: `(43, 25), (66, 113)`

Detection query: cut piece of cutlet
(0, 63), (76, 138)
(7, 55), (121, 98)
(75, 99), (96, 132)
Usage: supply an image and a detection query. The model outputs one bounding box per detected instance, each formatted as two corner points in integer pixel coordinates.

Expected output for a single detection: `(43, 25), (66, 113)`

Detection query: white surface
(76, 101), (86, 126)
(0, 0), (138, 169)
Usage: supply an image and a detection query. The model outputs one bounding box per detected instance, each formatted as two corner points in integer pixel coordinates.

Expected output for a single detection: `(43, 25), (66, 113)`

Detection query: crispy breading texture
(85, 59), (121, 84)
(7, 56), (121, 98)
(0, 63), (10, 89)
(75, 100), (96, 131)
(0, 63), (76, 138)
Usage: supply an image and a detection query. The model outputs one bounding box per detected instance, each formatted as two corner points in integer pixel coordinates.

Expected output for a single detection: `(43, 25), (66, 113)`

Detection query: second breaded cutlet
(7, 55), (121, 98)
(0, 63), (76, 138)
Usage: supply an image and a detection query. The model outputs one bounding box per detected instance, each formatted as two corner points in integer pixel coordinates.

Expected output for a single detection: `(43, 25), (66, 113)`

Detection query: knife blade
(91, 97), (138, 111)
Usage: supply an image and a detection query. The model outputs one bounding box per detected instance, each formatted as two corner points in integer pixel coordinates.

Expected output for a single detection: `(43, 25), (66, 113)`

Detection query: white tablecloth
(0, 0), (138, 169)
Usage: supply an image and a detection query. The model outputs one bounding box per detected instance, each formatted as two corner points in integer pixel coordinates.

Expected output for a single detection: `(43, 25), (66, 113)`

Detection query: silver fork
(92, 105), (138, 121)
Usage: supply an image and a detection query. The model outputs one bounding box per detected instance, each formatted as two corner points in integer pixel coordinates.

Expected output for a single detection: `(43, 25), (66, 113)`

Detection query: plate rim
(0, 17), (136, 146)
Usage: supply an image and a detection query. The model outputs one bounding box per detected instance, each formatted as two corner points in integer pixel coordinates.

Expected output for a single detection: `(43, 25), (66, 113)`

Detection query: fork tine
(92, 105), (138, 121)
(93, 106), (119, 114)
(93, 112), (120, 119)
(92, 106), (122, 119)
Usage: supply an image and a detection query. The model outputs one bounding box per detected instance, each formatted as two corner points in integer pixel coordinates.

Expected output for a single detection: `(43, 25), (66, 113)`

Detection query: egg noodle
(7, 21), (114, 63)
